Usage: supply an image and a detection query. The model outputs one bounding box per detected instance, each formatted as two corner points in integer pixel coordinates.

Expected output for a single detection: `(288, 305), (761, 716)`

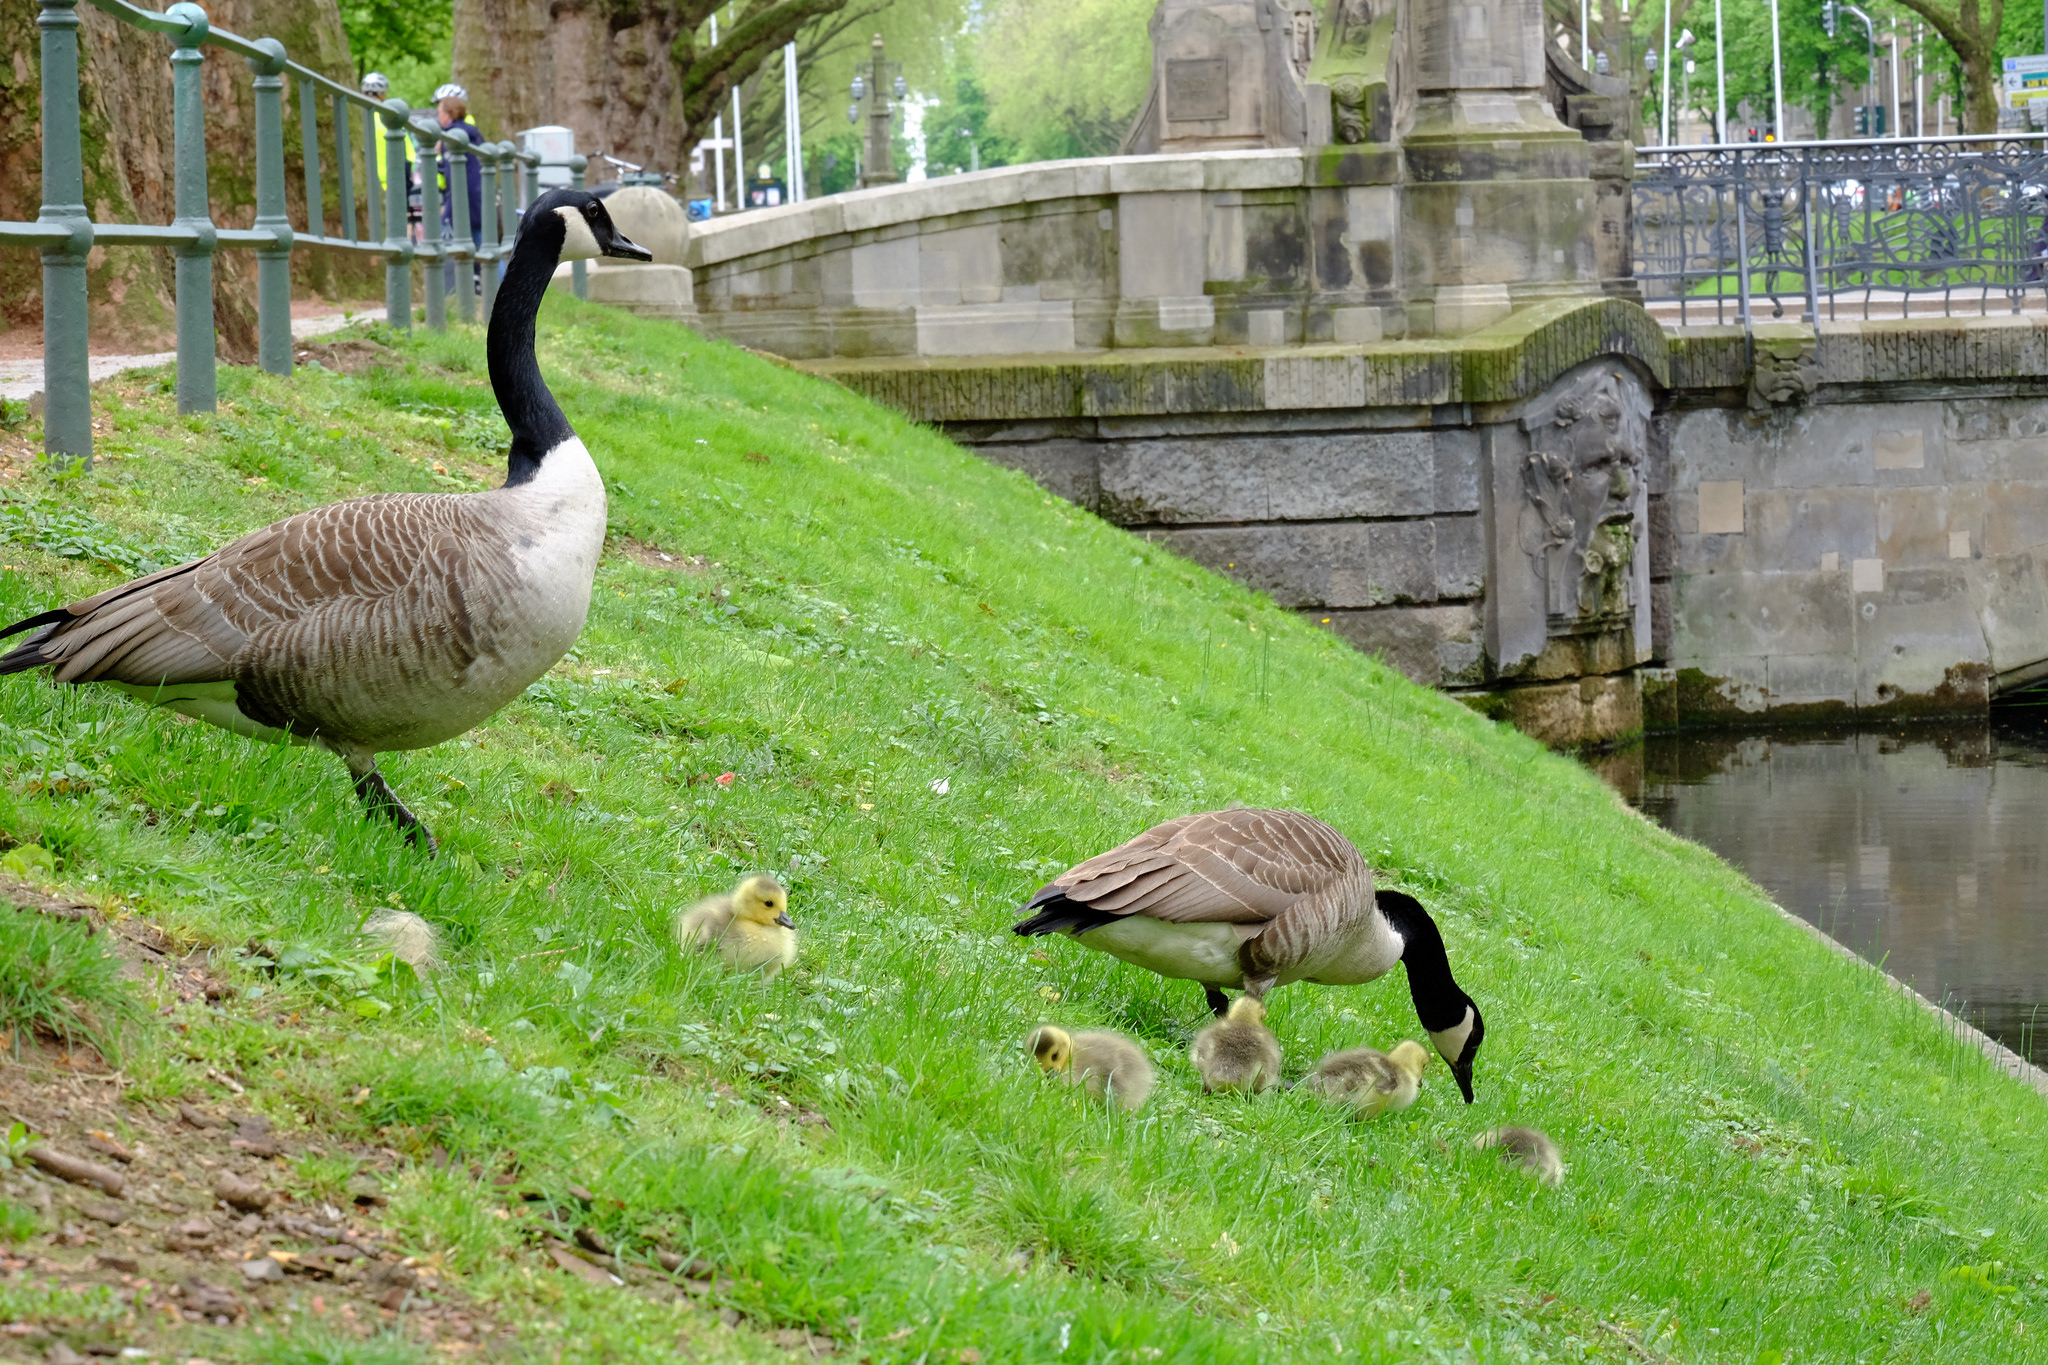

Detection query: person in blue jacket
(434, 83), (486, 295)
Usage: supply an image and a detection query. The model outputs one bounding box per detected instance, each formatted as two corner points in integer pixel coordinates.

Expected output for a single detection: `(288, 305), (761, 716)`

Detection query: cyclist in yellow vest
(359, 71), (419, 232)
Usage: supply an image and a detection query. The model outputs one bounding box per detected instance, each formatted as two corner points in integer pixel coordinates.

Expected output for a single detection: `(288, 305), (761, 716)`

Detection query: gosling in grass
(1190, 996), (1282, 1094)
(1474, 1127), (1565, 1186)
(1299, 1040), (1430, 1119)
(676, 874), (797, 981)
(1026, 1025), (1155, 1112)
(363, 908), (441, 978)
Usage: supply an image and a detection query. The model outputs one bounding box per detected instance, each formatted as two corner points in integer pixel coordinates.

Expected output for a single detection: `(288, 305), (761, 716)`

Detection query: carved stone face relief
(1518, 364), (1650, 634)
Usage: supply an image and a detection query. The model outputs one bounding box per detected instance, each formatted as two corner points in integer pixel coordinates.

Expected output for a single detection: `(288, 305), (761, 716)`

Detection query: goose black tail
(0, 609), (70, 675)
(1011, 885), (1123, 936)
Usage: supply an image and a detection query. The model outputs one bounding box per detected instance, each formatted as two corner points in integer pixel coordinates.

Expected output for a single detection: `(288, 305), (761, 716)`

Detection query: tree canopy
(974, 0), (1156, 161)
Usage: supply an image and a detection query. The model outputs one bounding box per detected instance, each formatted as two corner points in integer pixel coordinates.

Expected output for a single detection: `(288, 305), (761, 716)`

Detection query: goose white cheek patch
(555, 207), (602, 261)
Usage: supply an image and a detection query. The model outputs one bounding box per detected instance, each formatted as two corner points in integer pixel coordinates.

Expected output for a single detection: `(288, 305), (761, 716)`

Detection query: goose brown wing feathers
(4, 494), (521, 739)
(1053, 809), (1364, 925)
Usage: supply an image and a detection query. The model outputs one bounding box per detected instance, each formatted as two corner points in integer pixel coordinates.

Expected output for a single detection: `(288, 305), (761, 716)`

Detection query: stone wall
(1647, 316), (2048, 728)
(815, 304), (2048, 742)
(681, 144), (1610, 354)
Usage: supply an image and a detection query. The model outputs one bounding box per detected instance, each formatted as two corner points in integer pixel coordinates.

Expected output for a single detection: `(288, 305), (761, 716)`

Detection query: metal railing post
(447, 127), (475, 325)
(1800, 146), (1821, 323)
(298, 71), (323, 240)
(380, 99), (414, 331)
(36, 0), (93, 461)
(568, 153), (588, 301)
(479, 143), (501, 324)
(249, 37), (292, 376)
(1734, 155), (1753, 337)
(416, 125), (445, 332)
(333, 92), (355, 243)
(168, 1), (217, 414)
(362, 103), (382, 243)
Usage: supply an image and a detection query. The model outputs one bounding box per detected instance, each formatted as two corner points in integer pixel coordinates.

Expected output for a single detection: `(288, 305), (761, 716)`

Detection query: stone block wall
(1648, 316), (2048, 727)
(683, 146), (1605, 355)
(970, 418), (1489, 687)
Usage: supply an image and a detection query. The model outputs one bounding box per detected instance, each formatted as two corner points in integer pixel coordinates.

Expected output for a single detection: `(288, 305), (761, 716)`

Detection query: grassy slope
(0, 301), (2042, 1364)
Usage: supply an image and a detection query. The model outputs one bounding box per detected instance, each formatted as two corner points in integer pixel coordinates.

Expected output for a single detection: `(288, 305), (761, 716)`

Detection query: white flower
(929, 777), (950, 796)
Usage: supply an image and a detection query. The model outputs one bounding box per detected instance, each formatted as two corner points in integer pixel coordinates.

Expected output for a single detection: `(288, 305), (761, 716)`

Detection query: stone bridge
(576, 25), (2048, 744)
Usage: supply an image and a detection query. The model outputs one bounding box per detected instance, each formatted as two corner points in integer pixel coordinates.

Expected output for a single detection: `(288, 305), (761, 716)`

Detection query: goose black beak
(602, 232), (653, 262)
(775, 910), (796, 929)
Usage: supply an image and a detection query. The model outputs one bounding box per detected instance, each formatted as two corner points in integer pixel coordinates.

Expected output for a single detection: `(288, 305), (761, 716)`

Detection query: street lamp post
(1844, 4), (1877, 135)
(783, 42), (806, 202)
(1714, 0), (1727, 142)
(1769, 0), (1785, 139)
(850, 35), (905, 188)
(1659, 0), (1672, 146)
(1646, 48), (1660, 147)
(1886, 20), (1901, 137)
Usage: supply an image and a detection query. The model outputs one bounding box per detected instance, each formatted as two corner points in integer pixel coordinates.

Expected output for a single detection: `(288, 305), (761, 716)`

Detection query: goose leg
(1203, 985), (1232, 1017)
(343, 753), (439, 855)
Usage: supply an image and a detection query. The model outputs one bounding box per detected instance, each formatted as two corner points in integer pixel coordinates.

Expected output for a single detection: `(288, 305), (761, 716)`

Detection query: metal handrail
(6, 0), (590, 461)
(1632, 133), (2048, 329)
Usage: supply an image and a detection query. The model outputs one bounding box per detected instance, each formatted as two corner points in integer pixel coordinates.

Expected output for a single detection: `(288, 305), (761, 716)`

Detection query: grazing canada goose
(1190, 996), (1283, 1093)
(1474, 1127), (1564, 1186)
(1012, 809), (1487, 1101)
(1299, 1040), (1429, 1118)
(1025, 1025), (1155, 1111)
(0, 189), (651, 854)
(363, 908), (441, 977)
(676, 873), (798, 980)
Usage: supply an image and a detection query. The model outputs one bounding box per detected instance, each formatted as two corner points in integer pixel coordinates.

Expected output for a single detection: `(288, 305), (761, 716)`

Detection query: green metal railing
(2, 0), (592, 462)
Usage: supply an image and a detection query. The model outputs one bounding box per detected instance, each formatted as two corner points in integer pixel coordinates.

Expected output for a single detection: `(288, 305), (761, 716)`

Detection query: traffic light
(1872, 104), (1887, 135)
(1855, 105), (1868, 136)
(1823, 0), (1838, 36)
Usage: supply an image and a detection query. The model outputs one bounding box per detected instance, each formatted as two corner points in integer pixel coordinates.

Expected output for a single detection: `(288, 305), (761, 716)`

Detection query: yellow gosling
(676, 874), (797, 981)
(1300, 1040), (1430, 1118)
(1026, 1025), (1155, 1112)
(1474, 1127), (1565, 1186)
(1190, 996), (1282, 1094)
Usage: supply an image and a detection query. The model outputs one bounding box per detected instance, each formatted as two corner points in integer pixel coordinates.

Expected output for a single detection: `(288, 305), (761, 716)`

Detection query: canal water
(1590, 722), (2048, 1065)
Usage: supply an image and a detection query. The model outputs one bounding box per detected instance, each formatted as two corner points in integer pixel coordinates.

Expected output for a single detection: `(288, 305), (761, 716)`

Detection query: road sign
(2004, 54), (2048, 106)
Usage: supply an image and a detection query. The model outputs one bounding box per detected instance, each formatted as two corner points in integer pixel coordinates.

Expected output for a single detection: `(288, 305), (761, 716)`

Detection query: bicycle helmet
(360, 72), (389, 97)
(434, 83), (467, 102)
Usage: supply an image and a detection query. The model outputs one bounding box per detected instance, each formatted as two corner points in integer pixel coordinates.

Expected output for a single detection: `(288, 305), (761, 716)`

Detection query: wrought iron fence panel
(1634, 135), (2048, 325)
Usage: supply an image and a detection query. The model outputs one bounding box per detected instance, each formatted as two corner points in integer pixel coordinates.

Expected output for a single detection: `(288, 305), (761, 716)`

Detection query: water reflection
(1594, 725), (2048, 1065)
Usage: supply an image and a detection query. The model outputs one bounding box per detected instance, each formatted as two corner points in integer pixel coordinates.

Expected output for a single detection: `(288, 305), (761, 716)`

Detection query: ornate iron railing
(1, 0), (591, 462)
(1633, 134), (2048, 327)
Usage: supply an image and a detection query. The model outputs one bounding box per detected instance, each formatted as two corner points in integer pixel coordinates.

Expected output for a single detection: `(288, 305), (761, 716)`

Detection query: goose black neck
(489, 218), (575, 487)
(1377, 890), (1470, 1032)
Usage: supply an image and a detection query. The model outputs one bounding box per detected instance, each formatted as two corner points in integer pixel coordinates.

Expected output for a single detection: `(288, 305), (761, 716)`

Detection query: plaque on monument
(1167, 57), (1231, 120)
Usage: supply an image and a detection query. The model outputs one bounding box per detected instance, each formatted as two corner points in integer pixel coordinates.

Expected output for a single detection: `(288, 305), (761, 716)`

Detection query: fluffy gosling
(1026, 1025), (1155, 1112)
(1299, 1040), (1430, 1119)
(1474, 1126), (1565, 1186)
(1191, 996), (1283, 1094)
(363, 908), (441, 978)
(676, 874), (797, 981)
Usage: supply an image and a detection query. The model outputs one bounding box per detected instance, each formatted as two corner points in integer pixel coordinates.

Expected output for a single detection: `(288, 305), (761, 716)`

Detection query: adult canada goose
(1012, 808), (1487, 1102)
(0, 190), (649, 853)
(676, 873), (798, 981)
(1299, 1040), (1430, 1118)
(1190, 995), (1283, 1093)
(1474, 1126), (1564, 1186)
(1025, 1024), (1155, 1111)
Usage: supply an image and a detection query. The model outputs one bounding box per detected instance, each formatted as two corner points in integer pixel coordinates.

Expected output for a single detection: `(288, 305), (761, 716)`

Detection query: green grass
(0, 299), (2043, 1361)
(0, 896), (135, 1061)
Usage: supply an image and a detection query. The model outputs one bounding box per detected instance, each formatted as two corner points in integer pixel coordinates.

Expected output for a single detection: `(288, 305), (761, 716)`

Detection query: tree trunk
(454, 0), (685, 174)
(0, 0), (370, 359)
(1961, 43), (1999, 132)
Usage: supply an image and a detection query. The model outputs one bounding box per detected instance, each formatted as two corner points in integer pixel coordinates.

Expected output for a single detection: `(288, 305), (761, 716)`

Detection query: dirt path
(0, 303), (387, 403)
